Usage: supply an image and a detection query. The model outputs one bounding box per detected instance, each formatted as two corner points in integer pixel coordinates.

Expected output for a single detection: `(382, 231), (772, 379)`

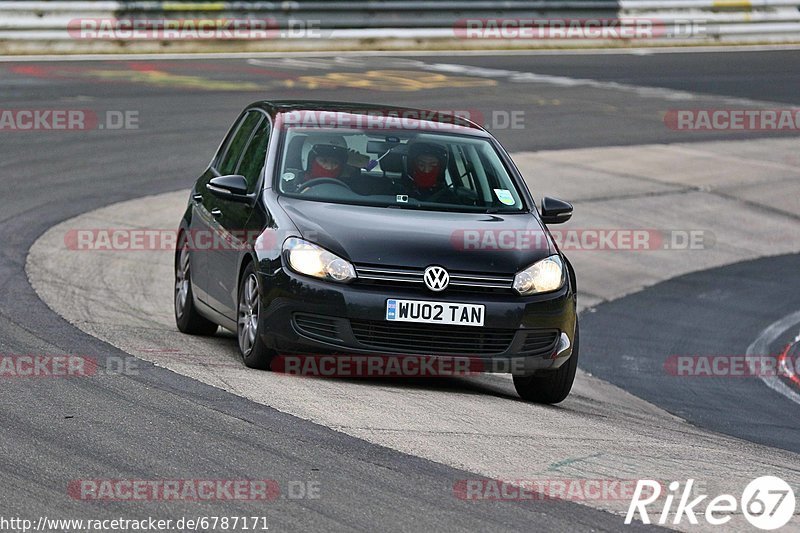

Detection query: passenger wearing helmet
(407, 142), (457, 202)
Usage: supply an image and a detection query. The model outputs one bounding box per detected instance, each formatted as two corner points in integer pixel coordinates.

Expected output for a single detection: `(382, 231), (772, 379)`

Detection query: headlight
(282, 238), (356, 283)
(513, 255), (565, 295)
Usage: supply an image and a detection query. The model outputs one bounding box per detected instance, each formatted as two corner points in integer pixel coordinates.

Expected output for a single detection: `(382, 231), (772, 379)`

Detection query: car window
(236, 115), (270, 193)
(277, 128), (525, 214)
(213, 113), (245, 168)
(218, 111), (262, 176)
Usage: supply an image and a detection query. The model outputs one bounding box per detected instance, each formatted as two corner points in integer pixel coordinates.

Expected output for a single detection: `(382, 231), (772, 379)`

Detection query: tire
(174, 236), (218, 336)
(237, 262), (275, 370)
(513, 322), (579, 404)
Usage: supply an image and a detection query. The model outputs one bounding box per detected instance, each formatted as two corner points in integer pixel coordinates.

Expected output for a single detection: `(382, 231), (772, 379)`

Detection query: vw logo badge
(423, 266), (450, 292)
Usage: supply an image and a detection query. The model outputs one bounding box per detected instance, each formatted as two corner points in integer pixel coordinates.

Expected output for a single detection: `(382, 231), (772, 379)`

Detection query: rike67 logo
(626, 476), (796, 530)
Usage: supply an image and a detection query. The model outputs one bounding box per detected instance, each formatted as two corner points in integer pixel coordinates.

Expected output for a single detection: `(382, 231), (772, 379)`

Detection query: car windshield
(276, 127), (526, 213)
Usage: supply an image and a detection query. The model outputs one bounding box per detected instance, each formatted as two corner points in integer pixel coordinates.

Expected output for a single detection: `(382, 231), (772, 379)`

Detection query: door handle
(211, 208), (222, 218)
(192, 193), (203, 203)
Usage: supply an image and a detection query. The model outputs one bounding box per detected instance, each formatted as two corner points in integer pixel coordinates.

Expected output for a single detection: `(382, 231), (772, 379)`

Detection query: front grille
(354, 264), (514, 292)
(350, 319), (516, 355)
(520, 329), (560, 356)
(294, 313), (342, 343)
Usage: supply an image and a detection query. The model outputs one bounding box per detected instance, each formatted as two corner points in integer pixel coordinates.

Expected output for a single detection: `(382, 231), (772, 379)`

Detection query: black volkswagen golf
(175, 101), (578, 403)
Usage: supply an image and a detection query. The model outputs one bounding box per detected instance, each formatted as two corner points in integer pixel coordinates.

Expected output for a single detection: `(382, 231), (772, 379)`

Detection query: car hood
(278, 198), (554, 274)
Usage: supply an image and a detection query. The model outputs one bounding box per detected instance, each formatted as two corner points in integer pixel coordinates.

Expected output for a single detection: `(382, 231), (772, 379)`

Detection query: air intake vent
(349, 319), (515, 355)
(520, 329), (560, 356)
(293, 314), (343, 343)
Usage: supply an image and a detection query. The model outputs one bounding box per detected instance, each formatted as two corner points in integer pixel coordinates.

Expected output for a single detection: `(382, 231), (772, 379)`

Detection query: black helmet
(307, 143), (348, 170)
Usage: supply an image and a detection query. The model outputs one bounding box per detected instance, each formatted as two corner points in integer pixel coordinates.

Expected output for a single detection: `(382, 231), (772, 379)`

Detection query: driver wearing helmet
(302, 135), (369, 186)
(406, 142), (457, 202)
(307, 143), (349, 180)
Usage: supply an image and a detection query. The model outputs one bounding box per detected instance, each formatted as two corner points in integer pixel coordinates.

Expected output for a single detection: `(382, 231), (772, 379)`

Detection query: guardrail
(620, 0), (800, 39)
(0, 0), (798, 53)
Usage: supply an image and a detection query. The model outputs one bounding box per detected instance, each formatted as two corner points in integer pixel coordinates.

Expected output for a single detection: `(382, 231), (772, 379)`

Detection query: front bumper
(257, 266), (577, 375)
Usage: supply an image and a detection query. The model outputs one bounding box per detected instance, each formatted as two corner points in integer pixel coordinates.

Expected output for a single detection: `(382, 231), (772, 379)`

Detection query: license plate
(385, 299), (485, 327)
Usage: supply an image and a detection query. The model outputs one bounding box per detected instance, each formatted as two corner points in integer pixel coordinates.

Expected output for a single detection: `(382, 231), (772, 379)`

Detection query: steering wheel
(297, 177), (353, 194)
(426, 184), (458, 203)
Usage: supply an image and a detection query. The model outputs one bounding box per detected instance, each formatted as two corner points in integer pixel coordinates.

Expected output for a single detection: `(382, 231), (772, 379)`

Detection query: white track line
(746, 309), (800, 406)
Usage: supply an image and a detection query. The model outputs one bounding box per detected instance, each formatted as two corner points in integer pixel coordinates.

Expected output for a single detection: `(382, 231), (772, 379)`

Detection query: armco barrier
(620, 0), (800, 39)
(0, 0), (798, 53)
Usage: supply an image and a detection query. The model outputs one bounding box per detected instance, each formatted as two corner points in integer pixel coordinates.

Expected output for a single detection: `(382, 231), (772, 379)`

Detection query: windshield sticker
(282, 172), (296, 182)
(494, 189), (515, 205)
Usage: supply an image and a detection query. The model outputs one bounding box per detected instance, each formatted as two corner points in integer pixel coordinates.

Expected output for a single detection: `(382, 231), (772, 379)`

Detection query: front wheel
(513, 323), (579, 404)
(237, 262), (275, 370)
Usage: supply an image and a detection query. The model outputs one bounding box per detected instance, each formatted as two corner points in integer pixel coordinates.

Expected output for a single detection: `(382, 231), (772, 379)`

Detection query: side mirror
(540, 196), (573, 224)
(206, 175), (251, 202)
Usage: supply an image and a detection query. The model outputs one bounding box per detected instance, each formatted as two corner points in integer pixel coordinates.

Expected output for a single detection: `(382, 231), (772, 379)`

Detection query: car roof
(247, 100), (491, 136)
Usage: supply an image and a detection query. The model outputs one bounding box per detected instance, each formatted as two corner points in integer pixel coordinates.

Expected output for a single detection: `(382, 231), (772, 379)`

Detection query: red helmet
(408, 142), (447, 190)
(307, 144), (348, 179)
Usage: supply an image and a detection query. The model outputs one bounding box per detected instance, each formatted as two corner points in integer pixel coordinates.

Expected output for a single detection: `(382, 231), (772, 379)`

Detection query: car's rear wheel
(174, 237), (218, 336)
(237, 262), (275, 370)
(513, 322), (579, 404)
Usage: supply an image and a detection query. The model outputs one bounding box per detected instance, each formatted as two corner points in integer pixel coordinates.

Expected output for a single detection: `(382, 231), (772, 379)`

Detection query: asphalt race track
(3, 49), (800, 531)
(582, 253), (800, 453)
